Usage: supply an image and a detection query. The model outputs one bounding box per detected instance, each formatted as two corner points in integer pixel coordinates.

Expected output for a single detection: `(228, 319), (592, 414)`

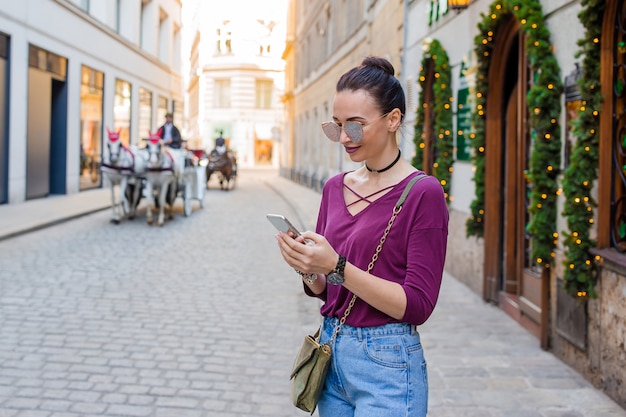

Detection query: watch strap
(331, 254), (346, 275)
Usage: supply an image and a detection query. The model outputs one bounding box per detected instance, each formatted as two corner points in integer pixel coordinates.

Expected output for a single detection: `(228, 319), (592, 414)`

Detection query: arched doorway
(483, 15), (546, 340)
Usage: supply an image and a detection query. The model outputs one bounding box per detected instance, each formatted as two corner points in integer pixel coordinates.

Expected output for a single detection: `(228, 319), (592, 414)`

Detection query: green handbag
(289, 173), (427, 414)
(290, 327), (332, 414)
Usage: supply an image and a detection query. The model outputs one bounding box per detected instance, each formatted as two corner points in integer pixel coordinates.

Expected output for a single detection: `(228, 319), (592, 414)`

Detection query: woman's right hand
(275, 231), (338, 277)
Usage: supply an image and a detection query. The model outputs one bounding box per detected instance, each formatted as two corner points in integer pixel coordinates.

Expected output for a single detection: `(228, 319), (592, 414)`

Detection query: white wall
(0, 0), (183, 202)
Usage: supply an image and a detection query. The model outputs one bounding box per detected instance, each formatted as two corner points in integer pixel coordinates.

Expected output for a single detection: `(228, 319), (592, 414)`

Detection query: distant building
(182, 0), (287, 168)
(0, 0), (183, 203)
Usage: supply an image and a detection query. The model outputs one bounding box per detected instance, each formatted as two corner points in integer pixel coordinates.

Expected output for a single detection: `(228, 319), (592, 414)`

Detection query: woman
(275, 56), (449, 417)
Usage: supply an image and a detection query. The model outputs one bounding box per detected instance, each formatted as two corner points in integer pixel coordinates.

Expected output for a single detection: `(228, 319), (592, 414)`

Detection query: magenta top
(307, 171), (449, 327)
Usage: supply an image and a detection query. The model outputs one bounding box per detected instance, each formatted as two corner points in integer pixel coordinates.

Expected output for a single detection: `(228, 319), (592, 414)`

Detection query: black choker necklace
(365, 149), (401, 173)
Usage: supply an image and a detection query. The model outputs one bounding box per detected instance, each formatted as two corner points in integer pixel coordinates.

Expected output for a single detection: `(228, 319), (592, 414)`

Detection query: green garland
(412, 39), (454, 203)
(466, 0), (563, 269)
(561, 0), (604, 298)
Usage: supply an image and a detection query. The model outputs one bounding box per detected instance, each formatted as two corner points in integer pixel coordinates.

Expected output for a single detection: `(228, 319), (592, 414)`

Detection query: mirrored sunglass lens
(343, 121), (364, 143)
(322, 122), (341, 142)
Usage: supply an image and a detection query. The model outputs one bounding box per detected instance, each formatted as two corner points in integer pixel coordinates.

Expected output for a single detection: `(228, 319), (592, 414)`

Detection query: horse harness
(146, 146), (176, 174)
(102, 143), (137, 174)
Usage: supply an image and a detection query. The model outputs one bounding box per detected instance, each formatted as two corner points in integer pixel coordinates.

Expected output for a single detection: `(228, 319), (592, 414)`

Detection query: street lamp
(448, 0), (471, 11)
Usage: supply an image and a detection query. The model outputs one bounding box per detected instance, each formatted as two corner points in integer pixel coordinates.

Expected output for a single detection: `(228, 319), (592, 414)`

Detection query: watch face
(327, 272), (344, 285)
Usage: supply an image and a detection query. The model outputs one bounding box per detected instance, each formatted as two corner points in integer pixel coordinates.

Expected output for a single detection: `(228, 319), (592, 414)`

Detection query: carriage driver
(213, 135), (227, 156)
(210, 133), (237, 171)
(157, 113), (182, 149)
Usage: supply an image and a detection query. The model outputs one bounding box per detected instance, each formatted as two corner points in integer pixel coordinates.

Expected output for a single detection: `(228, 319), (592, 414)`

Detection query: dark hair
(336, 56), (405, 120)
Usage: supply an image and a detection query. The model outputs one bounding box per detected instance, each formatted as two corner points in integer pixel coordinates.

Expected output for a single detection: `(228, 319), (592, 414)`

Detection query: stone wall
(596, 269), (626, 408)
(551, 266), (626, 409)
(444, 208), (484, 296)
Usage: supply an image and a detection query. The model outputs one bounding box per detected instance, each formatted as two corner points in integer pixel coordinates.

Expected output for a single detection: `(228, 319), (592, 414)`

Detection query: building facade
(182, 0), (288, 168)
(283, 0), (626, 408)
(0, 0), (183, 204)
(281, 0), (406, 189)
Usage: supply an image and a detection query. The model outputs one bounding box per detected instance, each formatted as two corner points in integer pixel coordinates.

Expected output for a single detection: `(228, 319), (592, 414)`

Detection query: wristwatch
(326, 255), (346, 285)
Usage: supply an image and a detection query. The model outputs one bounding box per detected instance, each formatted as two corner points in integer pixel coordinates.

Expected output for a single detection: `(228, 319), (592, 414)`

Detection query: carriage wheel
(183, 182), (192, 217)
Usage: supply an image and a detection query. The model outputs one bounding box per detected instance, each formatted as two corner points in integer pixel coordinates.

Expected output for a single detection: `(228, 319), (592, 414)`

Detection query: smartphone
(266, 214), (302, 237)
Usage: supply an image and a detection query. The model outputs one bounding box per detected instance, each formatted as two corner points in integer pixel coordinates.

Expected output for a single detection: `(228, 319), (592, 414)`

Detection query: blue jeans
(317, 317), (428, 417)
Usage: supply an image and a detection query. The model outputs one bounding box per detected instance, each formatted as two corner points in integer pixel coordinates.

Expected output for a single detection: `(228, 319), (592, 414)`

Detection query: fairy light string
(466, 0), (563, 274)
(412, 38), (455, 204)
(561, 0), (604, 299)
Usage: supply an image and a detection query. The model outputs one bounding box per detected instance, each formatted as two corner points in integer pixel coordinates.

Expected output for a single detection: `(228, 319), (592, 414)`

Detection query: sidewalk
(0, 169), (316, 242)
(0, 187), (111, 241)
(1, 169), (624, 416)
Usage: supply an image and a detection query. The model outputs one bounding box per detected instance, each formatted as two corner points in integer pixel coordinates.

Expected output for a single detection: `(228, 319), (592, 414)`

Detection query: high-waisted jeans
(317, 317), (428, 417)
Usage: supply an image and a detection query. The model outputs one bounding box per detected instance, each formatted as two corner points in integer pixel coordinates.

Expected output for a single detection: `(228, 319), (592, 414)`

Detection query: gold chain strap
(329, 204), (403, 344)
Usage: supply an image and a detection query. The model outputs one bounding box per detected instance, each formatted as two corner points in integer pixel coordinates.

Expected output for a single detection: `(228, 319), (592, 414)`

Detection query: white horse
(101, 129), (147, 223)
(143, 133), (185, 226)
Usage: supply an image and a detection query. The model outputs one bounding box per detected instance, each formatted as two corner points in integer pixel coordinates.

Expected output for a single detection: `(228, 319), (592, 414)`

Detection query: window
(609, 3), (626, 252)
(157, 95), (168, 129)
(216, 25), (232, 54)
(79, 65), (104, 191)
(140, 0), (149, 50)
(255, 79), (273, 109)
(115, 0), (121, 32)
(158, 8), (168, 62)
(172, 100), (183, 134)
(138, 88), (152, 138)
(214, 79), (231, 108)
(28, 45), (67, 78)
(114, 79), (132, 145)
(172, 23), (181, 69)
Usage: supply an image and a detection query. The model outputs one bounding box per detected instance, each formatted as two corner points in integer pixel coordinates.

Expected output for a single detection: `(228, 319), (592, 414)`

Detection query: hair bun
(361, 57), (395, 76)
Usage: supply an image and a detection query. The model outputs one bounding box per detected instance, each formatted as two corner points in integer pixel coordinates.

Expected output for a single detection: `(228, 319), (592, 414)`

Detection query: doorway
(26, 45), (68, 199)
(483, 17), (547, 343)
(0, 33), (8, 204)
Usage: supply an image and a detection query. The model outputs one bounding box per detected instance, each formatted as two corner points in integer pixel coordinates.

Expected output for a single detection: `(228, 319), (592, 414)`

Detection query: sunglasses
(321, 113), (388, 143)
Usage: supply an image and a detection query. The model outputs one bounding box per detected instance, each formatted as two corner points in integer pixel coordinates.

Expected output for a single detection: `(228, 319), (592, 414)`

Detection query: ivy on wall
(561, 0), (604, 298)
(412, 39), (454, 203)
(466, 0), (563, 270)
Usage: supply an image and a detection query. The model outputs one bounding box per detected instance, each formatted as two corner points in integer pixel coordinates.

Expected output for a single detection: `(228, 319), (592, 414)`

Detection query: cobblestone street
(0, 171), (321, 417)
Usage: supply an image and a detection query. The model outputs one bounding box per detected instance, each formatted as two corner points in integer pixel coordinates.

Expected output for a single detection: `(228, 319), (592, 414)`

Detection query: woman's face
(331, 89), (389, 161)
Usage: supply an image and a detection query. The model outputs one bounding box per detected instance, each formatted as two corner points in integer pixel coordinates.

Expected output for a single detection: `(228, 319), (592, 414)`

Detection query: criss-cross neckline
(343, 182), (396, 208)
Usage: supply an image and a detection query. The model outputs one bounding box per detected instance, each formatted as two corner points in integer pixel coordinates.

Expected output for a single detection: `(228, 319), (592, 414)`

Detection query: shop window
(138, 87), (152, 139)
(114, 78), (131, 145)
(79, 65), (104, 190)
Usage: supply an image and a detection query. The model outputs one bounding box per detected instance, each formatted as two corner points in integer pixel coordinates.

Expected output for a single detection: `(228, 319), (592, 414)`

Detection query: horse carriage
(205, 149), (237, 190)
(101, 129), (205, 226)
